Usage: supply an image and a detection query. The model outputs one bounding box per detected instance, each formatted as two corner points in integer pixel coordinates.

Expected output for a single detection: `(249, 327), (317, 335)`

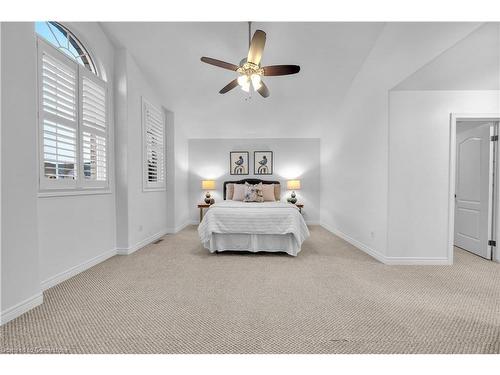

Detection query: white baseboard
(305, 220), (320, 225)
(1, 292), (43, 325)
(41, 248), (117, 291)
(382, 256), (452, 265)
(174, 221), (192, 233)
(116, 229), (169, 255)
(165, 220), (192, 234)
(320, 221), (386, 263)
(319, 221), (451, 265)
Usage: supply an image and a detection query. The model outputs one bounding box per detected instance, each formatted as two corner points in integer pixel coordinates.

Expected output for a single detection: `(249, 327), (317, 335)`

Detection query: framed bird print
(230, 151), (249, 175)
(254, 151), (273, 175)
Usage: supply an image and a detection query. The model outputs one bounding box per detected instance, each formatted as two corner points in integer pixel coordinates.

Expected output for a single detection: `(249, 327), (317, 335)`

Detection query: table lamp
(201, 180), (216, 204)
(287, 180), (301, 204)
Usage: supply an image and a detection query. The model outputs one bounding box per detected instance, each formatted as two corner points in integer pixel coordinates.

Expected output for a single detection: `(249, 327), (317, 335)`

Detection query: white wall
(0, 21), (2, 318)
(113, 49), (190, 251)
(1, 23), (42, 321)
(174, 122), (190, 231)
(320, 23), (483, 262)
(0, 22), (188, 324)
(126, 51), (169, 248)
(188, 138), (321, 223)
(37, 22), (117, 287)
(114, 48), (129, 250)
(388, 90), (500, 263)
(114, 50), (169, 252)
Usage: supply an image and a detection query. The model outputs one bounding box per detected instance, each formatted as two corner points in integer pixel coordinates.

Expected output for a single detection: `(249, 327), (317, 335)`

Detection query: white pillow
(232, 183), (246, 201)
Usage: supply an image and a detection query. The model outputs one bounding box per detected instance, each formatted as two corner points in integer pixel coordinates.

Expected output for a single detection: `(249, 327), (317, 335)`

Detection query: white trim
(116, 229), (169, 255)
(320, 222), (452, 265)
(0, 293), (43, 326)
(449, 113), (500, 264)
(320, 221), (386, 263)
(383, 256), (451, 265)
(167, 220), (192, 234)
(40, 248), (117, 291)
(38, 189), (112, 198)
(305, 220), (320, 225)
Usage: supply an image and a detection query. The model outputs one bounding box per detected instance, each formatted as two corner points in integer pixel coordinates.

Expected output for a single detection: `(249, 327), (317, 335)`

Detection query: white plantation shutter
(80, 68), (108, 187)
(38, 40), (78, 188)
(142, 98), (166, 190)
(37, 37), (109, 192)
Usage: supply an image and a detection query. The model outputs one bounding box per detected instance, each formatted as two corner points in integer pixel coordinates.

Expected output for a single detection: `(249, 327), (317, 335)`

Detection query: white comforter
(198, 201), (310, 255)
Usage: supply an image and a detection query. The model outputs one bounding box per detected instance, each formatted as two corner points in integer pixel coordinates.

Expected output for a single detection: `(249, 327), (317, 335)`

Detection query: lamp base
(204, 192), (212, 204)
(289, 191), (297, 204)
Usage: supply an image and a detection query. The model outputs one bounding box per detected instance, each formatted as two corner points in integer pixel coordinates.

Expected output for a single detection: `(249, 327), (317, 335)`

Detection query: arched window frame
(35, 21), (98, 76)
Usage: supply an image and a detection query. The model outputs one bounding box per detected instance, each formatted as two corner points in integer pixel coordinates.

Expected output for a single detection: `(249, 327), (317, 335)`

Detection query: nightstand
(295, 203), (304, 213)
(197, 203), (211, 222)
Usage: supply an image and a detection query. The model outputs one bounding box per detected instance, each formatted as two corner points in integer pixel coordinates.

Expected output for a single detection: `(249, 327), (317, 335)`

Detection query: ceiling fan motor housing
(237, 61), (263, 77)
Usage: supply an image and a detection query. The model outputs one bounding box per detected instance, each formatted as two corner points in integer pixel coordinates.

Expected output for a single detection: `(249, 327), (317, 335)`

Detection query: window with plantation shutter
(37, 35), (109, 193)
(142, 98), (166, 191)
(39, 41), (78, 188)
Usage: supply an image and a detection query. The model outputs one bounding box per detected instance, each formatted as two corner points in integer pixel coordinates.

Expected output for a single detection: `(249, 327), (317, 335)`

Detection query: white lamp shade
(201, 180), (216, 190)
(287, 180), (301, 190)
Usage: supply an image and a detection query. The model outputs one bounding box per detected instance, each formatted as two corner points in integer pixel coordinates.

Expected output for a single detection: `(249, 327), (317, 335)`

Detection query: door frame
(449, 113), (500, 263)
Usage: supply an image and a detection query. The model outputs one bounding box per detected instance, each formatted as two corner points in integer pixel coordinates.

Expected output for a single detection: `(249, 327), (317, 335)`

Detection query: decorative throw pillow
(274, 184), (281, 200)
(232, 183), (246, 201)
(244, 182), (264, 202)
(262, 184), (276, 201)
(226, 183), (235, 200)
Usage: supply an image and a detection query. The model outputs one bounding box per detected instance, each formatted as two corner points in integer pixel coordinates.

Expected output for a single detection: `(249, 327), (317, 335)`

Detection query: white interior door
(454, 122), (495, 259)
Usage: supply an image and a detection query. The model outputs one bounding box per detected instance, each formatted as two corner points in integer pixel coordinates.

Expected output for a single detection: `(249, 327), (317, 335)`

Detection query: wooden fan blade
(201, 57), (239, 71)
(247, 30), (266, 65)
(219, 79), (239, 94)
(257, 80), (270, 98)
(263, 65), (301, 76)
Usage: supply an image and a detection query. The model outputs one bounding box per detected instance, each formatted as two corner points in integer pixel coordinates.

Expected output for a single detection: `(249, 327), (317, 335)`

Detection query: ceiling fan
(200, 22), (300, 98)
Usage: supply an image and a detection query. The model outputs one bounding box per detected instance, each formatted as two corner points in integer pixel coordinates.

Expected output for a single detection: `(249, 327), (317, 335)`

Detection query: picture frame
(254, 151), (273, 175)
(229, 151), (249, 175)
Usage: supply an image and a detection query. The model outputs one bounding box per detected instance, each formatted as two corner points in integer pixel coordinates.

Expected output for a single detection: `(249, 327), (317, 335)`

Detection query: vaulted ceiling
(394, 23), (499, 90)
(101, 22), (384, 138)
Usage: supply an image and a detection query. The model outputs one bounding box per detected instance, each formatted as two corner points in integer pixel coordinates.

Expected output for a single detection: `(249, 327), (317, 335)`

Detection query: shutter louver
(81, 73), (107, 182)
(40, 49), (78, 184)
(143, 99), (165, 190)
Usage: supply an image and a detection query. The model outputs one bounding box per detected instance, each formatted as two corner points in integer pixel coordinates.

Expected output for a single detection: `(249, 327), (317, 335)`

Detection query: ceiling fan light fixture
(237, 74), (251, 92)
(250, 74), (262, 90)
(241, 81), (250, 92)
(237, 74), (249, 86)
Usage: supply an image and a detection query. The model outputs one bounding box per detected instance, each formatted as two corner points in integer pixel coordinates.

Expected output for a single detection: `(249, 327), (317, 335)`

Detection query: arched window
(35, 21), (97, 75)
(36, 21), (108, 193)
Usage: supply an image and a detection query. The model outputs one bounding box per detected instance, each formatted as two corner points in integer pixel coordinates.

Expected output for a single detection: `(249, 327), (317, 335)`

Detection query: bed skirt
(202, 233), (300, 256)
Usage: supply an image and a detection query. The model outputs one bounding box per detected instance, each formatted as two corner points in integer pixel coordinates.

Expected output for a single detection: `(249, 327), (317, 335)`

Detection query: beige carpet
(1, 225), (499, 354)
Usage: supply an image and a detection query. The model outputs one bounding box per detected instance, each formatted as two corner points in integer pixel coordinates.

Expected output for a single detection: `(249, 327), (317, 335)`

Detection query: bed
(198, 179), (310, 256)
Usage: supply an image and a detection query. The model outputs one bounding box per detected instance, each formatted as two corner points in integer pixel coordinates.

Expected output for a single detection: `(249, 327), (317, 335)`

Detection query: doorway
(452, 116), (500, 260)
